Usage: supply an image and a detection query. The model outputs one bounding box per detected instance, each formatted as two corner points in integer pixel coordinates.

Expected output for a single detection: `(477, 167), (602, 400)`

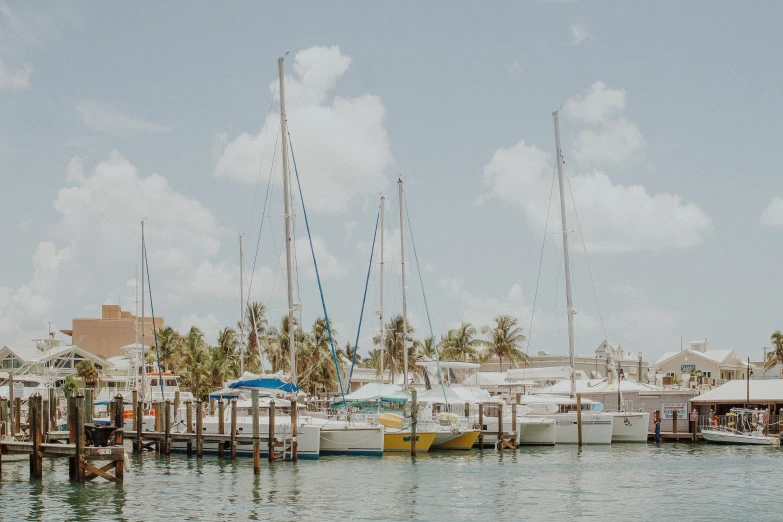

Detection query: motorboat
(702, 408), (779, 446)
(517, 395), (613, 444)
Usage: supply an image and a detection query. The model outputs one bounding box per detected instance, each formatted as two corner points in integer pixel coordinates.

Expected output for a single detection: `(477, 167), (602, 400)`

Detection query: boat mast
(379, 195), (385, 384)
(553, 110), (577, 399)
(239, 234), (245, 375)
(141, 219), (146, 403)
(398, 179), (408, 388)
(278, 58), (296, 388)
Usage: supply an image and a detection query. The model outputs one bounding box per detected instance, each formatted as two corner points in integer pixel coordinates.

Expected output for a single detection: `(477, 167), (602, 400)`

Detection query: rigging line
(348, 209), (380, 391)
(142, 237), (165, 400)
(402, 195), (448, 404)
(527, 165), (558, 355)
(247, 130), (280, 304)
(245, 103), (276, 238)
(288, 134), (347, 409)
(564, 168), (608, 341)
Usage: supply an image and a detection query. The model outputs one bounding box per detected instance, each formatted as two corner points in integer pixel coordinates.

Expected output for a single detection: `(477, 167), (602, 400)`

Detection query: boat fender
(123, 452), (131, 472)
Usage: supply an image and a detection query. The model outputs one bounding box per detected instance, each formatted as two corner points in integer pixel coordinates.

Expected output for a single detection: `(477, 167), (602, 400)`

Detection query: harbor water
(1, 443), (781, 520)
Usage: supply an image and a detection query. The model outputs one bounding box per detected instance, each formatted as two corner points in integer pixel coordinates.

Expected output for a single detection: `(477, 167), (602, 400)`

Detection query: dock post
(290, 391), (298, 462)
(218, 399), (225, 457)
(114, 394), (124, 481)
(68, 396), (76, 479)
(185, 400), (193, 456)
(164, 400), (171, 455)
(497, 402), (503, 452)
(85, 388), (94, 424)
(672, 410), (678, 434)
(267, 398), (275, 463)
(410, 388), (417, 456)
(174, 391), (181, 422)
(132, 389), (138, 433)
(48, 387), (57, 432)
(230, 399), (237, 459)
(478, 403), (484, 448)
(576, 393), (583, 447)
(1, 398), (8, 437)
(196, 400), (203, 458)
(29, 393), (43, 479)
(252, 390), (260, 472)
(511, 402), (517, 449)
(14, 397), (21, 437)
(42, 398), (50, 441)
(135, 394), (143, 453)
(464, 402), (469, 420)
(7, 374), (14, 436)
(74, 395), (85, 482)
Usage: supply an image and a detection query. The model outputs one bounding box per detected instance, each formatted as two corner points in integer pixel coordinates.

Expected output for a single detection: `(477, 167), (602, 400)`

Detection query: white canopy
(539, 379), (663, 395)
(336, 382), (410, 403)
(690, 379), (783, 404)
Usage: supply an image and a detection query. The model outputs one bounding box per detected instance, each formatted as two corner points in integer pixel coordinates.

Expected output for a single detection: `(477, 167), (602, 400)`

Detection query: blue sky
(1, 2), (782, 363)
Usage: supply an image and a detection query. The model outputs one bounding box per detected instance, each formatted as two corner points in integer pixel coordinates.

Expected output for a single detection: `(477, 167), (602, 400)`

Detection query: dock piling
(218, 399), (225, 457)
(410, 388), (418, 456)
(85, 388), (94, 424)
(196, 400), (203, 458)
(230, 399), (237, 459)
(576, 393), (583, 447)
(29, 393), (43, 479)
(185, 400), (193, 456)
(252, 390), (260, 472)
(164, 400), (171, 455)
(267, 398), (274, 463)
(497, 403), (503, 452)
(478, 403), (484, 448)
(113, 394), (124, 481)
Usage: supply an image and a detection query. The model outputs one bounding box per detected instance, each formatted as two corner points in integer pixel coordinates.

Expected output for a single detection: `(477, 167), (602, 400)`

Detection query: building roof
(656, 349), (751, 367)
(506, 366), (584, 383)
(690, 379), (783, 404)
(0, 345), (41, 362)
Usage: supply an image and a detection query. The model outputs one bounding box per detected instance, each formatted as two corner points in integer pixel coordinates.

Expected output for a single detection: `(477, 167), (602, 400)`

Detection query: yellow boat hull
(384, 431), (438, 452)
(434, 430), (480, 450)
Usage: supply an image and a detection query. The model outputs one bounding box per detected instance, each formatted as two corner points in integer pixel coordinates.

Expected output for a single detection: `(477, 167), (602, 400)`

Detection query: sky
(1, 2), (782, 365)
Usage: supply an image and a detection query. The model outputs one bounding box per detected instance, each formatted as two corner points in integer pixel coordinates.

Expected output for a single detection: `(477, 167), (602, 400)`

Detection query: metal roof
(690, 379), (783, 404)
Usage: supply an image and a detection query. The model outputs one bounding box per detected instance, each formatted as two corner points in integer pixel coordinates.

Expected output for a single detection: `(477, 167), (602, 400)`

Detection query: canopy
(539, 379), (663, 395)
(227, 371), (299, 393)
(331, 382), (409, 405)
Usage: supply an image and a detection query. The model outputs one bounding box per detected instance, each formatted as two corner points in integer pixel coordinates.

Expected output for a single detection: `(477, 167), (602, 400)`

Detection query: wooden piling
(135, 395), (143, 453)
(511, 402), (517, 449)
(74, 395), (85, 482)
(252, 390), (260, 472)
(68, 396), (76, 479)
(42, 399), (50, 440)
(0, 398), (8, 437)
(410, 388), (418, 456)
(48, 387), (57, 431)
(464, 402), (470, 420)
(185, 400), (193, 456)
(164, 400), (171, 455)
(230, 399), (237, 459)
(290, 392), (298, 462)
(14, 397), (21, 437)
(576, 393), (583, 447)
(497, 402), (503, 452)
(218, 399), (225, 457)
(672, 409), (678, 434)
(7, 374), (14, 436)
(85, 388), (94, 424)
(196, 401), (203, 458)
(478, 403), (484, 447)
(29, 394), (43, 479)
(267, 397), (274, 463)
(113, 394), (124, 481)
(174, 391), (181, 422)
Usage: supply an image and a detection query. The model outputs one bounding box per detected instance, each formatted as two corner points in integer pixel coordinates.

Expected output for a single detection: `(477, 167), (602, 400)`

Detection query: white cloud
(0, 58), (32, 90)
(480, 139), (712, 252)
(760, 196), (783, 227)
(293, 235), (347, 280)
(507, 60), (522, 78)
(76, 100), (171, 135)
(565, 81), (626, 125)
(570, 22), (589, 45)
(213, 45), (393, 214)
(564, 81), (646, 169)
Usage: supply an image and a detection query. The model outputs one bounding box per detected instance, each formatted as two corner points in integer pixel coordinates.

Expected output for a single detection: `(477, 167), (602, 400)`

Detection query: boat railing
(698, 414), (782, 434)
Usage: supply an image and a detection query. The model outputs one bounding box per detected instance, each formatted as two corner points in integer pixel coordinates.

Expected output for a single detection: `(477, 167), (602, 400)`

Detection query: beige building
(61, 305), (163, 360)
(655, 340), (753, 387)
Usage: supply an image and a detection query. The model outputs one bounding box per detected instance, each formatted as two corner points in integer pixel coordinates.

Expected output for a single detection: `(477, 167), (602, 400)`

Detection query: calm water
(1, 443), (781, 521)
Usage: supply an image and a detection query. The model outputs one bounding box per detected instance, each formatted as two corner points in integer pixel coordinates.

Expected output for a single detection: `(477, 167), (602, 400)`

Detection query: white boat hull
(610, 412), (649, 442)
(516, 417), (557, 446)
(701, 428), (779, 446)
(550, 412), (614, 444)
(315, 422), (385, 456)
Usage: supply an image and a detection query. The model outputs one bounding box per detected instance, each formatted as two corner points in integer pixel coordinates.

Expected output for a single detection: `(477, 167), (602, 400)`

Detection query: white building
(655, 340), (754, 387)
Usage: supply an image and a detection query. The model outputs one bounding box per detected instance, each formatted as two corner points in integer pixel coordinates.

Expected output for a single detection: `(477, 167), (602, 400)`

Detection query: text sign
(662, 402), (688, 420)
(681, 364), (696, 372)
(13, 382), (24, 399)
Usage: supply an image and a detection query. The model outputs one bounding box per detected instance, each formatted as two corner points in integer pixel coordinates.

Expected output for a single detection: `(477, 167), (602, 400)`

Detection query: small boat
(702, 408), (779, 446)
(377, 413), (438, 452)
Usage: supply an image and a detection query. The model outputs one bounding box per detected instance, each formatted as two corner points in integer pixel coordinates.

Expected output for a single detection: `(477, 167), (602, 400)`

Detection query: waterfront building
(60, 304), (164, 360)
(690, 379), (783, 416)
(655, 340), (754, 387)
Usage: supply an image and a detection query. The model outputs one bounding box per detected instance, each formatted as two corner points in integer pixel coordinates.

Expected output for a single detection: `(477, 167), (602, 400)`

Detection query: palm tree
(76, 360), (99, 389)
(372, 315), (415, 383)
(180, 326), (209, 399)
(156, 326), (182, 373)
(764, 330), (783, 377)
(266, 315), (302, 374)
(300, 317), (340, 396)
(440, 322), (482, 362)
(243, 301), (268, 372)
(479, 315), (529, 372)
(205, 345), (231, 393)
(216, 327), (240, 378)
(418, 337), (437, 359)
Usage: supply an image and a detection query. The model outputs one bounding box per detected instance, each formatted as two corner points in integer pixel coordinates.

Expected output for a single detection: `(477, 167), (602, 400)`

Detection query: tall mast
(279, 57), (296, 387)
(379, 196), (385, 384)
(398, 179), (408, 388)
(141, 219), (146, 402)
(239, 234), (245, 375)
(553, 110), (576, 399)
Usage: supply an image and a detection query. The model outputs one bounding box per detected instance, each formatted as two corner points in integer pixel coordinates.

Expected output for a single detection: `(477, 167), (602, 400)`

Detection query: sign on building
(12, 382), (24, 399)
(662, 402), (688, 420)
(681, 364), (696, 372)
